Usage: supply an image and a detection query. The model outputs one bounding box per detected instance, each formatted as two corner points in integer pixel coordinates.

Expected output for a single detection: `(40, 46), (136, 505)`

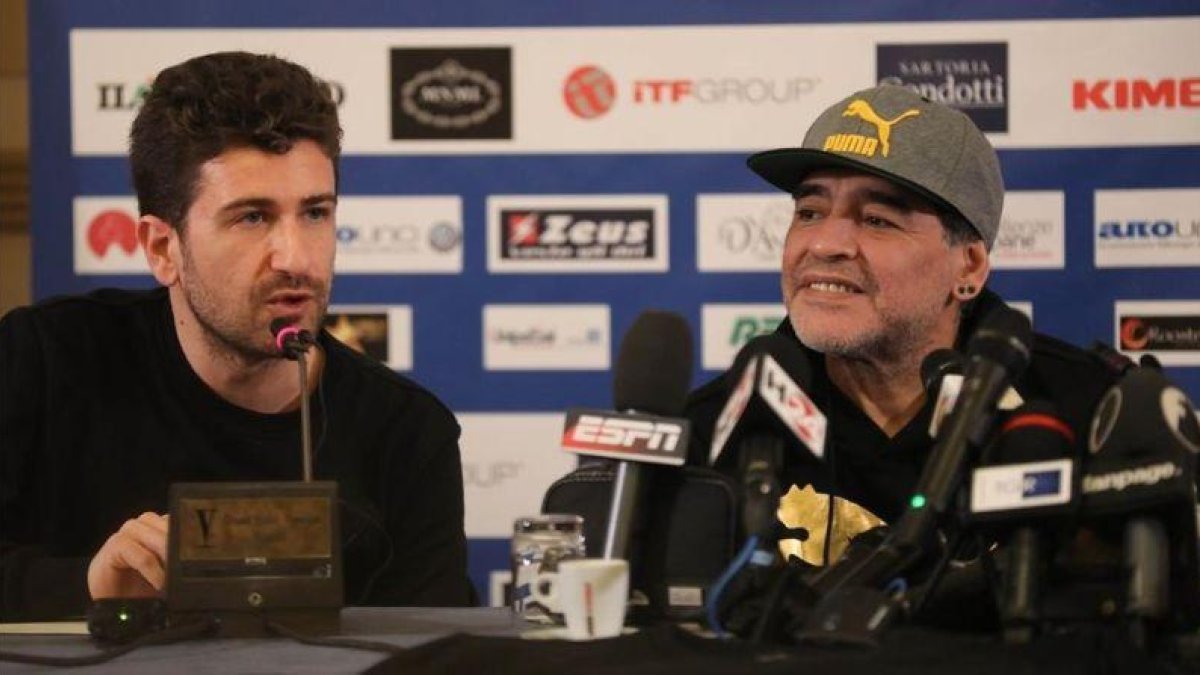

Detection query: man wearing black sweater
(0, 52), (473, 620)
(685, 85), (1116, 626)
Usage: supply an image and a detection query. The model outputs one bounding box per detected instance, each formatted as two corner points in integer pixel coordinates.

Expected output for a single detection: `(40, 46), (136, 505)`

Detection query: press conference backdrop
(28, 1), (1200, 604)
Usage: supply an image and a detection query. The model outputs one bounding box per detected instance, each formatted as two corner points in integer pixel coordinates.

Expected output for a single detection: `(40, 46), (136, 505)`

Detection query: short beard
(179, 245), (328, 368)
(792, 295), (951, 365)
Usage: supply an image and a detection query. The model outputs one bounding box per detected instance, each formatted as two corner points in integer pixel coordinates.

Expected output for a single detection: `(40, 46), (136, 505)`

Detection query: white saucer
(519, 626), (638, 641)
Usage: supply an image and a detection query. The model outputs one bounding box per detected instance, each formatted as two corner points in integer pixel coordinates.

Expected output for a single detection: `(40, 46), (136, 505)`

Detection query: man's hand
(87, 512), (169, 599)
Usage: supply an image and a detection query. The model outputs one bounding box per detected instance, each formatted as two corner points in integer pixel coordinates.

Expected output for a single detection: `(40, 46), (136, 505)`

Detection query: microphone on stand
(270, 319), (317, 482)
(163, 318), (342, 637)
(798, 305), (1033, 644)
(559, 311), (694, 561)
(707, 334), (826, 551)
(1082, 363), (1200, 640)
(966, 401), (1076, 643)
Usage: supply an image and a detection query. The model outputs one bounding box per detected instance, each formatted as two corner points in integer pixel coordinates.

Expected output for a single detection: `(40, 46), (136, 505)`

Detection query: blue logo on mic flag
(1022, 470), (1061, 498)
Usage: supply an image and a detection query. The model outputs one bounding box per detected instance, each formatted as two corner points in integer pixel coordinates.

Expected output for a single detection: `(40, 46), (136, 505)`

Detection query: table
(0, 607), (526, 673)
(3, 608), (1195, 674)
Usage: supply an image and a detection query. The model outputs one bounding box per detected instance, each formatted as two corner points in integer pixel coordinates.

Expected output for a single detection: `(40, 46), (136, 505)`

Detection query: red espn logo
(1073, 78), (1199, 110)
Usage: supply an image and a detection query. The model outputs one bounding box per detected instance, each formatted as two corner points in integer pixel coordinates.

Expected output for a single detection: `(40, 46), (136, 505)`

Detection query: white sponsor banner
(73, 196), (149, 274)
(486, 195), (669, 273)
(325, 305), (413, 371)
(72, 18), (1199, 155)
(1094, 189), (1200, 268)
(334, 196), (463, 274)
(701, 303), (786, 370)
(991, 191), (1065, 270)
(458, 412), (576, 538)
(1114, 300), (1200, 367)
(696, 193), (792, 272)
(483, 304), (610, 370)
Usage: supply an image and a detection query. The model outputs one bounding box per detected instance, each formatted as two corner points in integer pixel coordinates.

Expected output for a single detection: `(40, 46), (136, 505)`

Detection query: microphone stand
(296, 348), (313, 483)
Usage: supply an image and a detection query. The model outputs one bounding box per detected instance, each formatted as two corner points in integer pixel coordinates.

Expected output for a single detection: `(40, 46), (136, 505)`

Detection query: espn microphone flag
(561, 409), (689, 466)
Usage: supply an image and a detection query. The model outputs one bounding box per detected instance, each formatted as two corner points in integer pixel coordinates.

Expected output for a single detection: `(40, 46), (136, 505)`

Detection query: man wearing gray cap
(686, 85), (1116, 608)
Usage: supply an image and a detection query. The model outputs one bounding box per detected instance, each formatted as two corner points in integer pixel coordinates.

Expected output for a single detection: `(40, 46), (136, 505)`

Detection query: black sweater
(0, 288), (472, 620)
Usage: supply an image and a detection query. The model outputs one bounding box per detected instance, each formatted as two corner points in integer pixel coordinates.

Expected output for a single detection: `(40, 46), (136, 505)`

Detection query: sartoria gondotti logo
(877, 42), (1009, 132)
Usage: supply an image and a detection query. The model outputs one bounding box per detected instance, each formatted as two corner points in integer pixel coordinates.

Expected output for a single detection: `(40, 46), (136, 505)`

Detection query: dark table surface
(0, 607), (528, 673)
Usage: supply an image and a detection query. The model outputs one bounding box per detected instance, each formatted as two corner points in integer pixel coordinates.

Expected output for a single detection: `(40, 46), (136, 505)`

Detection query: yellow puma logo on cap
(822, 99), (921, 158)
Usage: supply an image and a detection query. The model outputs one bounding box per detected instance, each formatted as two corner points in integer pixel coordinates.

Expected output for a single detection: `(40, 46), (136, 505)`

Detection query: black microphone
(708, 334), (825, 547)
(560, 311), (693, 561)
(270, 317), (315, 361)
(813, 305), (1033, 596)
(968, 401), (1076, 642)
(892, 305), (1033, 548)
(921, 348), (964, 396)
(922, 348), (965, 439)
(270, 318), (317, 482)
(709, 334), (826, 469)
(605, 310), (692, 560)
(1083, 365), (1200, 629)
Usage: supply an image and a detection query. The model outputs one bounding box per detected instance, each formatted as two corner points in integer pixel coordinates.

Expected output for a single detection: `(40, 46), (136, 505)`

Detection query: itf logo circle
(563, 65), (616, 119)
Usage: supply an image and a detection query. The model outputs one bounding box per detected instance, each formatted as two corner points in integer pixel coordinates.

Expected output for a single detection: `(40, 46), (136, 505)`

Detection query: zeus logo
(572, 415), (683, 452)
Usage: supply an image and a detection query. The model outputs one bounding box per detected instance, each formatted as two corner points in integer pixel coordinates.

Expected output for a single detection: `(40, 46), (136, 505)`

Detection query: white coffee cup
(532, 558), (629, 640)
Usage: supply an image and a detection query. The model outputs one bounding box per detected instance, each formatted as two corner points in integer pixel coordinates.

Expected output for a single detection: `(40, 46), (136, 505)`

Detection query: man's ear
(957, 239), (990, 296)
(139, 215), (180, 286)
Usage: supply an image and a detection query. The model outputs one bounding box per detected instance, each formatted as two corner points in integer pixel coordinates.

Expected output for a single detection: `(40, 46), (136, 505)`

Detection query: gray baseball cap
(748, 84), (1004, 249)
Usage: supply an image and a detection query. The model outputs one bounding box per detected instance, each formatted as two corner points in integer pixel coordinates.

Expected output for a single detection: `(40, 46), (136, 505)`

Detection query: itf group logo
(73, 197), (148, 274)
(563, 65), (617, 119)
(560, 63), (820, 119)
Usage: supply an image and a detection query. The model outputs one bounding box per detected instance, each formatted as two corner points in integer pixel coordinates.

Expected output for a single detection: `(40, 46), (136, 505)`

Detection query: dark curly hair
(129, 51), (342, 231)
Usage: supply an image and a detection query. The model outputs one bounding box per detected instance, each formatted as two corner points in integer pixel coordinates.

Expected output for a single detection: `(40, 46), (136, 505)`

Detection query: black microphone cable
(0, 616), (218, 668)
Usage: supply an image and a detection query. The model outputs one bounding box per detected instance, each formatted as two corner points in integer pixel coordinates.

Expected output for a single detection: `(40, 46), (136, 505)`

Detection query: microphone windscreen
(613, 310), (693, 415)
(269, 317), (292, 338)
(995, 400), (1074, 464)
(1089, 367), (1200, 459)
(920, 348), (963, 395)
(727, 333), (815, 391)
(967, 304), (1033, 378)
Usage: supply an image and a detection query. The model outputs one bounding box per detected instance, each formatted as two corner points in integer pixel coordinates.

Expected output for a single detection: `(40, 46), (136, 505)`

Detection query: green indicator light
(910, 494), (927, 509)
(118, 611), (130, 622)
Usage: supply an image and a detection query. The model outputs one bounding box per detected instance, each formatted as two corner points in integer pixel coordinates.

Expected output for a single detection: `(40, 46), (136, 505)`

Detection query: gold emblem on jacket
(776, 484), (885, 566)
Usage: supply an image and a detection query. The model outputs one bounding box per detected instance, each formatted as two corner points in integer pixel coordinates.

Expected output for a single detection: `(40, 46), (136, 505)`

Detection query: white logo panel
(483, 304), (611, 370)
(992, 191), (1065, 270)
(1095, 189), (1200, 268)
(696, 194), (792, 272)
(73, 196), (148, 274)
(335, 197), (463, 274)
(458, 413), (577, 538)
(701, 303), (786, 370)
